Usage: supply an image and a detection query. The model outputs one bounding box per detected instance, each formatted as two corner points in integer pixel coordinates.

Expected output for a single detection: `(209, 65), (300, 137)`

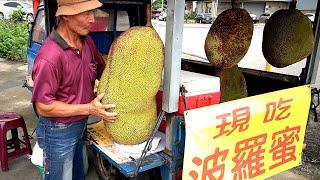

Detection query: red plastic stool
(0, 112), (32, 171)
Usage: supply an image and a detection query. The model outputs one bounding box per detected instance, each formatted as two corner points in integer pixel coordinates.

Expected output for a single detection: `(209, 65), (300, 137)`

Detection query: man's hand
(88, 93), (117, 122)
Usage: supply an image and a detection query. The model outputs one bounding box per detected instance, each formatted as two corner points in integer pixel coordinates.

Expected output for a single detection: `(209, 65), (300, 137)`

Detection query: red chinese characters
(269, 126), (301, 170)
(187, 96), (303, 179)
(188, 127), (301, 179)
(232, 134), (267, 180)
(189, 147), (228, 180)
(264, 98), (293, 123)
(213, 107), (250, 139)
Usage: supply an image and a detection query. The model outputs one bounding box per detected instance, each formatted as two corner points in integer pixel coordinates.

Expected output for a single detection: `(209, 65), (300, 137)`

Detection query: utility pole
(216, 0), (219, 16)
(211, 0), (219, 18)
(162, 0), (164, 10)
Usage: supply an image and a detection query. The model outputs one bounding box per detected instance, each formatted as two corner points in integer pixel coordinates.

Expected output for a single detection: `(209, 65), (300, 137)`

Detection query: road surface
(152, 20), (307, 77)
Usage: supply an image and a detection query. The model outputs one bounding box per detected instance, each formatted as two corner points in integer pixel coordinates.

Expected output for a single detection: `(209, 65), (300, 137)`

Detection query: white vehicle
(305, 13), (315, 23)
(250, 13), (258, 23)
(159, 10), (166, 21)
(0, 1), (33, 22)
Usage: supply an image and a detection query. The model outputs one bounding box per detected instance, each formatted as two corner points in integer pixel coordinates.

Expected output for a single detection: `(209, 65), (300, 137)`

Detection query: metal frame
(307, 0), (320, 86)
(90, 115), (185, 179)
(92, 144), (167, 177)
(91, 0), (320, 179)
(162, 0), (186, 113)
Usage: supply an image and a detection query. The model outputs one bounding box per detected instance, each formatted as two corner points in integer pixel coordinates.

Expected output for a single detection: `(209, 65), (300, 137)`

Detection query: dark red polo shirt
(31, 30), (105, 123)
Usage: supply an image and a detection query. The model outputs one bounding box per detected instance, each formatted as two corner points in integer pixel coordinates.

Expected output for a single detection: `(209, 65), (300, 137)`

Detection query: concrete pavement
(152, 20), (307, 77)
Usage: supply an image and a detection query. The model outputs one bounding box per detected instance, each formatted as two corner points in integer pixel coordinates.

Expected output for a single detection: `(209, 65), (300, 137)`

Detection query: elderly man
(31, 0), (117, 179)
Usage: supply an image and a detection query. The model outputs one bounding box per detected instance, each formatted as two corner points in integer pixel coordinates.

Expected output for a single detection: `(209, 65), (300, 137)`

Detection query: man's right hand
(88, 93), (117, 122)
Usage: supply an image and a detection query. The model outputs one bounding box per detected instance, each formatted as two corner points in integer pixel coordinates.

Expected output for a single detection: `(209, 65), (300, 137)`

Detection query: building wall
(195, 1), (211, 14)
(297, 0), (317, 11)
(195, 0), (293, 16)
(217, 2), (232, 14)
(265, 2), (289, 14)
(243, 2), (265, 17)
(185, 1), (193, 14)
(297, 0), (317, 14)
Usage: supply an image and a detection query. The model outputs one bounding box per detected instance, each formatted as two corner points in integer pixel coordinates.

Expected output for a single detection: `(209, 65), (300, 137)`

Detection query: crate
(156, 71), (220, 132)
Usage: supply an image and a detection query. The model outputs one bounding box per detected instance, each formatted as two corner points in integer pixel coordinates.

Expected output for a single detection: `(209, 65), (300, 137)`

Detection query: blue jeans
(36, 116), (87, 180)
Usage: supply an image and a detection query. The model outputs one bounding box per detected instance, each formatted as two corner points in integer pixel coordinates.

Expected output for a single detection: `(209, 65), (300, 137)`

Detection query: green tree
(0, 19), (28, 62)
(9, 8), (26, 23)
(152, 0), (167, 10)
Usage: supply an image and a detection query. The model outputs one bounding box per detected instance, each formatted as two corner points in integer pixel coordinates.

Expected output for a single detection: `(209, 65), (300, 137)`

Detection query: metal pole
(306, 0), (320, 86)
(162, 0), (164, 10)
(162, 0), (185, 112)
(216, 0), (219, 17)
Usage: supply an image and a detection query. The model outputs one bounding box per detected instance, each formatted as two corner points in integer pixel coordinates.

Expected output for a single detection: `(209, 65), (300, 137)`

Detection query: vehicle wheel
(0, 13), (4, 19)
(94, 152), (118, 180)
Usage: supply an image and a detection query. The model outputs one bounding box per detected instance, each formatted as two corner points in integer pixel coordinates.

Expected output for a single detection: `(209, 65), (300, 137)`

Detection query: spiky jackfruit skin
(215, 66), (247, 102)
(98, 26), (164, 145)
(262, 9), (314, 68)
(205, 8), (253, 69)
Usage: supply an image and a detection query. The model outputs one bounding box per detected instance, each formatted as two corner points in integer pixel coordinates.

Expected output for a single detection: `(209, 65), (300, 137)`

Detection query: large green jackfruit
(215, 66), (247, 102)
(262, 9), (314, 68)
(98, 26), (164, 145)
(205, 8), (253, 69)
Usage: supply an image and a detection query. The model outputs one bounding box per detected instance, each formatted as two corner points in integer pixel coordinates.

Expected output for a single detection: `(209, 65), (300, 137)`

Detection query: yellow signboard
(183, 86), (311, 180)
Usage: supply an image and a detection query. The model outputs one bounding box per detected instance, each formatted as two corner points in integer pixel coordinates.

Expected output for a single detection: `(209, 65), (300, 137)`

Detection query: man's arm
(36, 93), (117, 122)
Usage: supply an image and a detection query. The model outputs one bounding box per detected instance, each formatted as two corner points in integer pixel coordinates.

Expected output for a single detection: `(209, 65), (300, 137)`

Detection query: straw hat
(56, 0), (102, 16)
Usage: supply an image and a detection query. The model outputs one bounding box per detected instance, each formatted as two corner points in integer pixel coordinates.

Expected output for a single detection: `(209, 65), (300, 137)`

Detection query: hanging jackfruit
(215, 66), (247, 102)
(98, 26), (164, 145)
(262, 9), (314, 68)
(205, 8), (253, 69)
